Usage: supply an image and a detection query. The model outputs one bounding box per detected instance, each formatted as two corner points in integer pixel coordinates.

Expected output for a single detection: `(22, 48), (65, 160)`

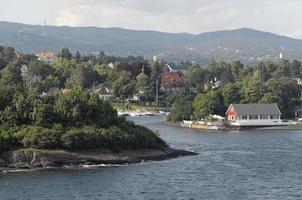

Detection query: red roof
(37, 51), (55, 57)
(61, 88), (71, 94)
(160, 72), (184, 88)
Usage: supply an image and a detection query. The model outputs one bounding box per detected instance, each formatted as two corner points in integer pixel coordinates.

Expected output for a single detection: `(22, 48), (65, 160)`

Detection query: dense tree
(75, 51), (81, 63)
(186, 65), (207, 92)
(28, 60), (54, 78)
(239, 77), (265, 103)
(168, 97), (192, 122)
(261, 78), (301, 118)
(58, 48), (72, 60)
(0, 86), (166, 152)
(113, 72), (137, 103)
(220, 83), (241, 107)
(1, 62), (22, 86)
(192, 91), (225, 120)
(230, 61), (244, 81)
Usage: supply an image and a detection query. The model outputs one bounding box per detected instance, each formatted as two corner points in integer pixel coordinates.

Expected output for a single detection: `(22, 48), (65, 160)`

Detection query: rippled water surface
(1, 116), (302, 200)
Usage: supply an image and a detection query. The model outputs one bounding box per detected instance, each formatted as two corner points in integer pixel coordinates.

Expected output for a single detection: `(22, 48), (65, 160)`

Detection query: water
(1, 116), (302, 200)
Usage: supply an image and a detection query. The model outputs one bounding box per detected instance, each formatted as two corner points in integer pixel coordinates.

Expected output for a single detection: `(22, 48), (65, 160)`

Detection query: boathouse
(226, 103), (282, 127)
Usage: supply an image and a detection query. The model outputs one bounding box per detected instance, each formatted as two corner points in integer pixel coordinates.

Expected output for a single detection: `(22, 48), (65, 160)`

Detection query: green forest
(0, 46), (167, 153)
(0, 44), (302, 152)
(170, 60), (302, 122)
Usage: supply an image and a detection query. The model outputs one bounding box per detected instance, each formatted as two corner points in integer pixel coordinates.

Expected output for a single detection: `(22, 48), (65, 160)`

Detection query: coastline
(168, 120), (302, 131)
(0, 148), (197, 172)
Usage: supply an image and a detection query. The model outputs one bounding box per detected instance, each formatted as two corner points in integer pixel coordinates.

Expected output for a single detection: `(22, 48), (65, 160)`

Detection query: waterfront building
(226, 103), (282, 127)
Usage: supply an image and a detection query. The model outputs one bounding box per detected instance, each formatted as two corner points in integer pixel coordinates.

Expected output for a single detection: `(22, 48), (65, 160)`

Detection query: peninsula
(0, 88), (195, 171)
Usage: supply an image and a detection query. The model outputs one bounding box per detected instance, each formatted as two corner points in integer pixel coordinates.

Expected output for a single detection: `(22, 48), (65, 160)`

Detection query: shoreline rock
(0, 148), (197, 172)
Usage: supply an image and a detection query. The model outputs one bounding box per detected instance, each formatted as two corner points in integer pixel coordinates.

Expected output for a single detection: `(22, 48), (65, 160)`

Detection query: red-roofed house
(160, 72), (185, 93)
(61, 88), (71, 94)
(36, 51), (56, 63)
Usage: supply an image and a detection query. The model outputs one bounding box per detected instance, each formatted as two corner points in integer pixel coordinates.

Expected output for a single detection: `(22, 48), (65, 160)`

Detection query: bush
(117, 119), (167, 149)
(2, 113), (167, 152)
(13, 126), (62, 149)
(0, 130), (12, 152)
(60, 123), (167, 151)
(127, 125), (167, 149)
(61, 126), (101, 150)
(101, 126), (129, 150)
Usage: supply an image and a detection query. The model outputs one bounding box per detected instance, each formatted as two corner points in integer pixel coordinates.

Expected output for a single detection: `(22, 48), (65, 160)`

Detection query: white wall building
(36, 51), (56, 63)
(226, 103), (282, 127)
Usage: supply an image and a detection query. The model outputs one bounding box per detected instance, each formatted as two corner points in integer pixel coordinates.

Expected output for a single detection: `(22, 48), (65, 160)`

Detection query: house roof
(95, 83), (113, 91)
(97, 87), (112, 95)
(160, 72), (184, 88)
(227, 103), (282, 116)
(136, 67), (149, 80)
(47, 87), (61, 95)
(94, 83), (113, 95)
(61, 88), (71, 94)
(37, 51), (55, 57)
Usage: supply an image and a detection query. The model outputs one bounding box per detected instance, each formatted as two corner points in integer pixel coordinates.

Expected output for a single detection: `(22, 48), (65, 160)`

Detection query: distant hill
(1, 21), (302, 64)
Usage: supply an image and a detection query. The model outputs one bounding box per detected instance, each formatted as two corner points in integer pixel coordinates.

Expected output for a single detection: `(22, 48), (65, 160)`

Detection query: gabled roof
(95, 83), (112, 90)
(61, 88), (71, 94)
(160, 72), (184, 88)
(227, 103), (281, 116)
(37, 51), (55, 57)
(94, 83), (113, 95)
(136, 67), (149, 80)
(97, 87), (112, 95)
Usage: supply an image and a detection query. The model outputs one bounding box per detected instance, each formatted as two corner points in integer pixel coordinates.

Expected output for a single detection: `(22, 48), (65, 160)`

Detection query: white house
(226, 103), (282, 127)
(36, 51), (56, 63)
(94, 83), (113, 101)
(293, 78), (302, 86)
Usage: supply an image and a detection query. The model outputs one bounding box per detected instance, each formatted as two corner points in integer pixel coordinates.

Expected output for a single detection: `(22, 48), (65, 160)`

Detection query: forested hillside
(1, 21), (302, 64)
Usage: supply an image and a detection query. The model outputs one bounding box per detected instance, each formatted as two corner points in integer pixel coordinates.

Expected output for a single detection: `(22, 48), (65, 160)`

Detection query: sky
(0, 0), (302, 38)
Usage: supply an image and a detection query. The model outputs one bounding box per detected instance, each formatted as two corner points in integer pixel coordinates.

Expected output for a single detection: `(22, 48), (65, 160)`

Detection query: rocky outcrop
(0, 148), (197, 171)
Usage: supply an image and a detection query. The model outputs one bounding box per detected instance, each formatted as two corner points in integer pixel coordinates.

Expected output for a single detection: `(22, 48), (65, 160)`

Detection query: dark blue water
(1, 116), (302, 200)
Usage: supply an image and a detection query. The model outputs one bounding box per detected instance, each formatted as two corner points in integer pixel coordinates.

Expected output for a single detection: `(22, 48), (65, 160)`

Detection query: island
(0, 88), (196, 171)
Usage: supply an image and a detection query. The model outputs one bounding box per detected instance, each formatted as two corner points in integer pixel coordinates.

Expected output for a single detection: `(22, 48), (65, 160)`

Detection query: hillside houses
(160, 72), (185, 93)
(36, 51), (56, 63)
(93, 83), (114, 101)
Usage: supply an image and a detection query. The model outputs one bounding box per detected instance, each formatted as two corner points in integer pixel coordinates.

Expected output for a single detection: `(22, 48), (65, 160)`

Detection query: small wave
(79, 164), (127, 169)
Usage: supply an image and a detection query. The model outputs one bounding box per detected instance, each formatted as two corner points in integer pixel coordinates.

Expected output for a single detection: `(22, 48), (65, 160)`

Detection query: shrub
(127, 125), (167, 149)
(117, 119), (167, 149)
(13, 126), (62, 149)
(61, 126), (100, 150)
(0, 130), (12, 152)
(101, 126), (129, 151)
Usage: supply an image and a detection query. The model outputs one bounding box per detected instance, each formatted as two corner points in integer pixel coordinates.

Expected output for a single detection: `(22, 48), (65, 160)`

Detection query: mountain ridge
(1, 21), (302, 64)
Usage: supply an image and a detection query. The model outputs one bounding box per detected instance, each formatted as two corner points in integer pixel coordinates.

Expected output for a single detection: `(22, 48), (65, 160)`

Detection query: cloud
(54, 0), (302, 38)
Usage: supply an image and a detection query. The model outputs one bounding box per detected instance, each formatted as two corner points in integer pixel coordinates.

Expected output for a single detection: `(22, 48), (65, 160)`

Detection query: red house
(226, 103), (282, 127)
(160, 72), (185, 93)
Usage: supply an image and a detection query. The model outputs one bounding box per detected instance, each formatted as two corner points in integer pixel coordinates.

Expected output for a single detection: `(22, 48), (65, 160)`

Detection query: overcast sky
(1, 0), (302, 38)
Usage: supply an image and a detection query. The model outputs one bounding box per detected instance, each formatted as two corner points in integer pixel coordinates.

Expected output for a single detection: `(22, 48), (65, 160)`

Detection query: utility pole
(50, 0), (54, 25)
(155, 78), (159, 108)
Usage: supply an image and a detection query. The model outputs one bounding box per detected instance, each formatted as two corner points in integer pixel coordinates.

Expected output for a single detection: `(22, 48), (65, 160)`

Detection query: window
(270, 115), (280, 119)
(228, 115), (236, 121)
(242, 116), (248, 120)
(249, 115), (258, 120)
(260, 115), (269, 120)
